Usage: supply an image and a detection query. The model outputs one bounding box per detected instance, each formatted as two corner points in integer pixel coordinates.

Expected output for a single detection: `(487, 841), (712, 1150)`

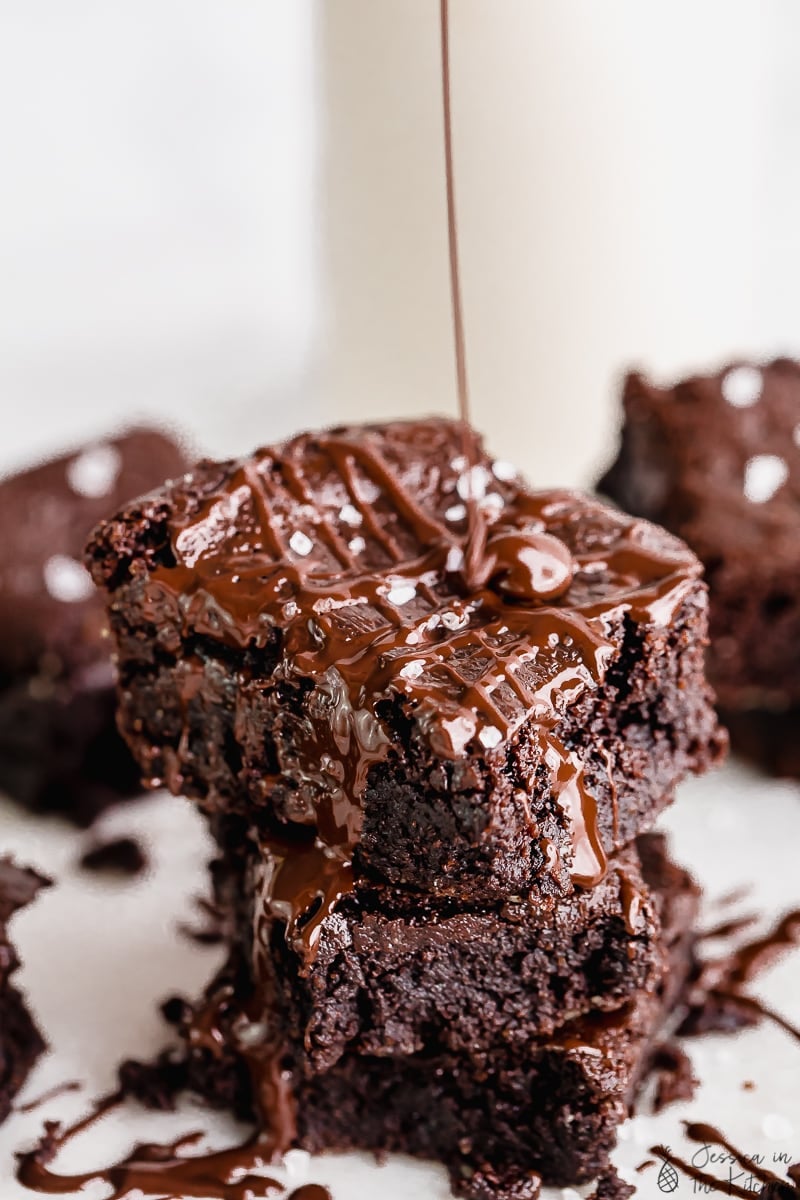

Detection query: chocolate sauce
(287, 1187), (332, 1200)
(682, 907), (800, 1045)
(16, 1091), (288, 1199)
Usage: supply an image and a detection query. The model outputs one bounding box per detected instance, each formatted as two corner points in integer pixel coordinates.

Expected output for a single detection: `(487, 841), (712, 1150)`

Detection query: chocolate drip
(287, 1188), (332, 1200)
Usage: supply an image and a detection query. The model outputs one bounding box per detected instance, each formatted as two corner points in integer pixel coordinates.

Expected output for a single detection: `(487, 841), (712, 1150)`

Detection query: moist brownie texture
(0, 858), (50, 1123)
(233, 839), (667, 1072)
(600, 359), (800, 767)
(165, 833), (698, 1197)
(87, 418), (723, 907)
(0, 429), (186, 822)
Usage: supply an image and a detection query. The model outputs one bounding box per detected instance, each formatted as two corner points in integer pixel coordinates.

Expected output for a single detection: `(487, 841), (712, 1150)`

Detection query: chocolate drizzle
(679, 907), (800, 1043)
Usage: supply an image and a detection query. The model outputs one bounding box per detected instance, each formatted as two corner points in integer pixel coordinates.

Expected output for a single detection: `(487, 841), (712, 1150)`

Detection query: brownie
(0, 858), (50, 1123)
(242, 839), (666, 1072)
(0, 429), (186, 823)
(87, 418), (723, 904)
(600, 359), (800, 766)
(168, 833), (699, 1197)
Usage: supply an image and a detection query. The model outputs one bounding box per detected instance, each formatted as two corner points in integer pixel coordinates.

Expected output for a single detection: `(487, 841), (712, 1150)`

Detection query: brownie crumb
(651, 1040), (698, 1112)
(79, 837), (147, 877)
(742, 1079), (756, 1091)
(587, 1167), (636, 1200)
(118, 1051), (187, 1111)
(458, 1167), (542, 1200)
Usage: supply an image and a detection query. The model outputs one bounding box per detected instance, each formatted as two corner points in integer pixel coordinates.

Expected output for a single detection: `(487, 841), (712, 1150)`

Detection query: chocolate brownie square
(600, 359), (800, 767)
(0, 429), (186, 822)
(0, 859), (50, 1123)
(170, 834), (699, 1196)
(87, 418), (723, 903)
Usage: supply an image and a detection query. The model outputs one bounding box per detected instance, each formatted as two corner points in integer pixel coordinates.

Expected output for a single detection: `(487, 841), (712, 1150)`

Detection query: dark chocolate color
(0, 858), (50, 1123)
(0, 429), (186, 822)
(251, 840), (670, 1073)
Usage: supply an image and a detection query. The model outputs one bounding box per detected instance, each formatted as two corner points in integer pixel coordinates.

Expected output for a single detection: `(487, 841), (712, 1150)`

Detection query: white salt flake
(282, 1149), (311, 1180)
(480, 492), (505, 517)
(492, 459), (517, 481)
(763, 1113), (794, 1141)
(445, 546), (464, 573)
(456, 464), (490, 501)
(289, 530), (314, 556)
(348, 536), (366, 554)
(743, 454), (788, 503)
(441, 609), (467, 631)
(387, 583), (416, 606)
(43, 555), (94, 603)
(445, 503), (467, 522)
(400, 659), (425, 680)
(66, 443), (122, 497)
(479, 726), (502, 749)
(722, 364), (763, 408)
(339, 503), (362, 526)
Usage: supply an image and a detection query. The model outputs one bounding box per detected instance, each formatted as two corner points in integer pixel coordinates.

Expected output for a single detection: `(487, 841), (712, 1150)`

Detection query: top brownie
(87, 418), (723, 904)
(599, 359), (800, 711)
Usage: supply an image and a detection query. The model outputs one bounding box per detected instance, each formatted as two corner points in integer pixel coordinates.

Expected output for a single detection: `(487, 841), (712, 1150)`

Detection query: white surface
(0, 760), (799, 1197)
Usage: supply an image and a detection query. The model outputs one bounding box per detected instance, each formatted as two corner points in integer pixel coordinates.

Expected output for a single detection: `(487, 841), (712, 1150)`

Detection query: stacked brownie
(600, 358), (800, 775)
(87, 418), (723, 1196)
(0, 429), (186, 823)
(0, 859), (50, 1123)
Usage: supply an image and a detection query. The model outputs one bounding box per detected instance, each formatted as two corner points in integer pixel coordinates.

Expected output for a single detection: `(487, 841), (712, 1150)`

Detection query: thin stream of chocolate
(439, 0), (488, 589)
(15, 1081), (81, 1115)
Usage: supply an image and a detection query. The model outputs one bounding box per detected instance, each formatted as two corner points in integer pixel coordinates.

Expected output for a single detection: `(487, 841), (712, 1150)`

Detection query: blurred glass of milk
(0, 0), (319, 471)
(319, 1), (799, 488)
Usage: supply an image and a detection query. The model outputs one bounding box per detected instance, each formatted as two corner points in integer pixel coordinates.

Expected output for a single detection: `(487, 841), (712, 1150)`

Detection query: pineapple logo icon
(657, 1152), (680, 1193)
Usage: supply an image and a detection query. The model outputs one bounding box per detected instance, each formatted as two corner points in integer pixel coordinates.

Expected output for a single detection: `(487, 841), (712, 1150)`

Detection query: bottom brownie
(0, 859), (50, 1123)
(168, 834), (698, 1197)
